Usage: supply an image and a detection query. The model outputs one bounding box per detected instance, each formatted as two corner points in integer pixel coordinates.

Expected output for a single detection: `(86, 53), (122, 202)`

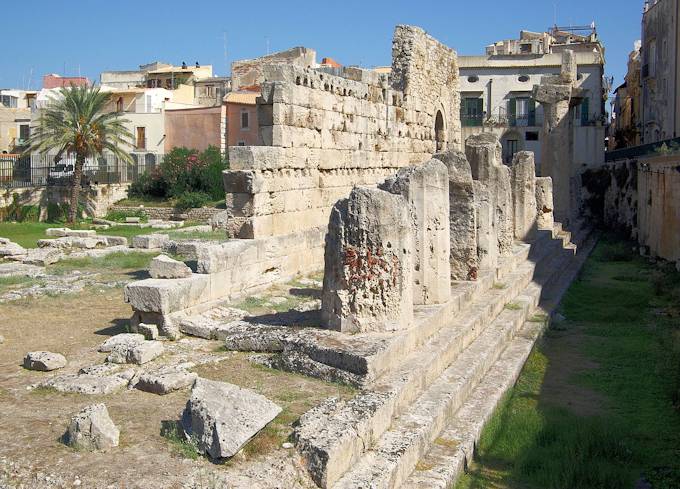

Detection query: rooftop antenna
(27, 67), (33, 90)
(553, 1), (558, 27)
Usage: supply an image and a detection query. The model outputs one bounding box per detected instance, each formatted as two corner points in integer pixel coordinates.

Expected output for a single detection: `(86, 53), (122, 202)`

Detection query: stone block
(135, 323), (159, 340)
(103, 236), (128, 247)
(23, 351), (67, 371)
(380, 159), (451, 304)
(136, 365), (197, 395)
(66, 404), (119, 451)
(132, 234), (169, 249)
(434, 150), (479, 280)
(321, 187), (413, 333)
(98, 333), (145, 353)
(149, 254), (192, 279)
(45, 227), (70, 237)
(181, 378), (282, 459)
(124, 275), (210, 315)
(511, 151), (538, 240)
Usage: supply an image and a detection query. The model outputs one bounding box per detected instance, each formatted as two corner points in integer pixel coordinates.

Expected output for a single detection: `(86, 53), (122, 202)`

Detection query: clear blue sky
(3, 0), (642, 95)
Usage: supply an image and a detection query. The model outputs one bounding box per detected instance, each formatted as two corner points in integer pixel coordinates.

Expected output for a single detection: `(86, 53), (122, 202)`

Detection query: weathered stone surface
(125, 217), (141, 223)
(511, 151), (538, 240)
(23, 351), (67, 371)
(9, 248), (61, 266)
(181, 378), (282, 458)
(45, 228), (70, 237)
(434, 150), (478, 280)
(135, 323), (159, 340)
(98, 333), (145, 353)
(149, 254), (192, 279)
(107, 340), (164, 365)
(103, 236), (128, 247)
(66, 404), (119, 450)
(136, 364), (197, 395)
(45, 370), (134, 395)
(380, 159), (451, 304)
(321, 187), (413, 333)
(124, 275), (211, 315)
(131, 234), (169, 249)
(209, 210), (230, 231)
(466, 133), (514, 259)
(0, 240), (26, 257)
(536, 177), (555, 230)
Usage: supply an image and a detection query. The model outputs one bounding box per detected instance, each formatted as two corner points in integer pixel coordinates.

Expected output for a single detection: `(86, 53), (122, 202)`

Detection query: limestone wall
(223, 25), (461, 239)
(584, 154), (680, 262)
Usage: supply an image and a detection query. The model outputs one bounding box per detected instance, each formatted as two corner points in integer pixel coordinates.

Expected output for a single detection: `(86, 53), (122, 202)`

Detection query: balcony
(461, 114), (484, 127)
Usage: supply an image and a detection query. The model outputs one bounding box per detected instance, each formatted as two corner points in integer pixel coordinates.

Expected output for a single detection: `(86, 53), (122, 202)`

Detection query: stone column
(379, 159), (451, 304)
(433, 150), (478, 281)
(321, 187), (413, 333)
(535, 177), (555, 230)
(465, 133), (514, 259)
(511, 151), (538, 240)
(533, 50), (578, 226)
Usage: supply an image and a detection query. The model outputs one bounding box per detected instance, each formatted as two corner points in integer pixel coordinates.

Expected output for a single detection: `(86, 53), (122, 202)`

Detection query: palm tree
(25, 85), (133, 223)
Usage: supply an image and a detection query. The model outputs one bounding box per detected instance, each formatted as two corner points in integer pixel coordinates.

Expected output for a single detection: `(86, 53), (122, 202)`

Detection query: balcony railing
(461, 114), (484, 127)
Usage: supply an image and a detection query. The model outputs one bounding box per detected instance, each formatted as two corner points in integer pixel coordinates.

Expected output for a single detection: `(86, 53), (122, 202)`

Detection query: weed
(493, 283), (507, 290)
(504, 302), (521, 311)
(160, 420), (199, 460)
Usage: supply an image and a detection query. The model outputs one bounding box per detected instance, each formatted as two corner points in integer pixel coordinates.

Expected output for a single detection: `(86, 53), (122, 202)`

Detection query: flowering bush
(129, 146), (227, 205)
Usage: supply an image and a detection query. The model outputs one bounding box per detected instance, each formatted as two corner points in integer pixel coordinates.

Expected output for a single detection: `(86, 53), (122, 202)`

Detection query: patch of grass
(528, 312), (549, 323)
(28, 386), (59, 396)
(167, 229), (228, 241)
(504, 302), (521, 311)
(457, 235), (680, 489)
(0, 275), (40, 293)
(49, 251), (157, 275)
(160, 420), (199, 460)
(493, 282), (507, 290)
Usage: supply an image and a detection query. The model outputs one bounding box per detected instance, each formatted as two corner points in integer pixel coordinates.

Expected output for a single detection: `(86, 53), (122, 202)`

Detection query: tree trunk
(68, 153), (85, 224)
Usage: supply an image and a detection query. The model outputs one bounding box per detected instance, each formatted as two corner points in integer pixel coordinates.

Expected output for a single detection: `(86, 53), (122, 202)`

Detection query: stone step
(287, 230), (561, 387)
(330, 231), (590, 489)
(401, 231), (596, 489)
(293, 231), (571, 488)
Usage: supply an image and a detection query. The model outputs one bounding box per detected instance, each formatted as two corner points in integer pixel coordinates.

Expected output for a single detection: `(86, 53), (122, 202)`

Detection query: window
(1, 95), (17, 108)
(648, 40), (657, 77)
(136, 127), (146, 150)
(116, 97), (123, 112)
(240, 110), (250, 130)
(580, 97), (590, 125)
(205, 85), (215, 97)
(525, 131), (539, 141)
(467, 75), (479, 83)
(520, 43), (532, 54)
(509, 97), (536, 126)
(461, 97), (483, 126)
(19, 124), (30, 141)
(518, 75), (530, 83)
(237, 141), (246, 146)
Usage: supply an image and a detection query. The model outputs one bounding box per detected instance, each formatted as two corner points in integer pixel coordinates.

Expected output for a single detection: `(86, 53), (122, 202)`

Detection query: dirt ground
(0, 279), (352, 489)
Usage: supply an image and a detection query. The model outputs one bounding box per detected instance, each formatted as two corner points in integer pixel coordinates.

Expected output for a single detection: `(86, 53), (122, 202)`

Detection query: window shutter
(581, 97), (590, 125)
(508, 98), (517, 126)
(528, 98), (536, 126)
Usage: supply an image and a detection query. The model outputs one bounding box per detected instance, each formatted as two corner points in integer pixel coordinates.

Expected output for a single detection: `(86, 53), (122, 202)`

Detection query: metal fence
(605, 137), (680, 162)
(0, 152), (163, 188)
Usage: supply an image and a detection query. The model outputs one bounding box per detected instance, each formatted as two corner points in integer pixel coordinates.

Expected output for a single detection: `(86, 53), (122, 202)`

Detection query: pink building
(224, 91), (259, 147)
(42, 74), (89, 89)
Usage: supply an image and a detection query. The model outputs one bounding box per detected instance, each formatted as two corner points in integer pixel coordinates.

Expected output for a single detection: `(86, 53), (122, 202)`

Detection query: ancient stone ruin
(118, 24), (595, 489)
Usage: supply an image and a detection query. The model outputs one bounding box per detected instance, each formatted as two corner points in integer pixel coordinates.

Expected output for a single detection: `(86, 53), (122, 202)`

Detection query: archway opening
(435, 110), (445, 152)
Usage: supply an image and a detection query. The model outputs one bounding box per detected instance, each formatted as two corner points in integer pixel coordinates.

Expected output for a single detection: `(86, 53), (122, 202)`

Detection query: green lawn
(456, 236), (680, 489)
(0, 222), (166, 248)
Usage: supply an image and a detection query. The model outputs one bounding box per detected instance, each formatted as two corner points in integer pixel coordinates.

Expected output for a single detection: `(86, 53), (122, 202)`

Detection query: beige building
(459, 28), (607, 170)
(641, 0), (680, 142)
(0, 90), (36, 153)
(610, 42), (642, 150)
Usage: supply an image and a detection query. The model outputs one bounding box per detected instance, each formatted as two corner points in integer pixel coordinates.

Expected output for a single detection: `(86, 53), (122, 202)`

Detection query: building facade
(0, 90), (36, 153)
(610, 42), (642, 149)
(223, 91), (259, 147)
(459, 28), (607, 171)
(641, 0), (680, 142)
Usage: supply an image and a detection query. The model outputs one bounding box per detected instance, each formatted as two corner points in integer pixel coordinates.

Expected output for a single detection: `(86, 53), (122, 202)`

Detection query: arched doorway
(435, 111), (445, 152)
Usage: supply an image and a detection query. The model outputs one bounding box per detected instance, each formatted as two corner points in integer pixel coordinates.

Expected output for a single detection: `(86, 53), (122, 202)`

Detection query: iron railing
(0, 152), (163, 188)
(605, 137), (680, 162)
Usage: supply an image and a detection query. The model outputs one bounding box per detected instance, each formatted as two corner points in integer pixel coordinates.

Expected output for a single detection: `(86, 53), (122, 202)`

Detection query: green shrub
(104, 209), (148, 223)
(175, 191), (211, 210)
(129, 146), (227, 202)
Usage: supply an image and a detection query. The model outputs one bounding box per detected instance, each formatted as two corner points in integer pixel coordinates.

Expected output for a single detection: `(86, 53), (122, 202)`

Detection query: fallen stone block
(124, 275), (211, 315)
(136, 365), (198, 395)
(125, 217), (141, 223)
(0, 241), (26, 257)
(17, 248), (61, 266)
(107, 341), (164, 365)
(45, 228), (70, 237)
(181, 378), (282, 458)
(150, 254), (192, 279)
(98, 333), (145, 353)
(103, 236), (128, 247)
(135, 323), (159, 340)
(23, 351), (67, 371)
(131, 234), (169, 249)
(66, 404), (119, 450)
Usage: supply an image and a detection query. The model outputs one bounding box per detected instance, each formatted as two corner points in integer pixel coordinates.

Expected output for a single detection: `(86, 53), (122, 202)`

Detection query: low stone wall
(1, 183), (130, 219)
(124, 226), (325, 335)
(582, 153), (680, 262)
(110, 206), (223, 223)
